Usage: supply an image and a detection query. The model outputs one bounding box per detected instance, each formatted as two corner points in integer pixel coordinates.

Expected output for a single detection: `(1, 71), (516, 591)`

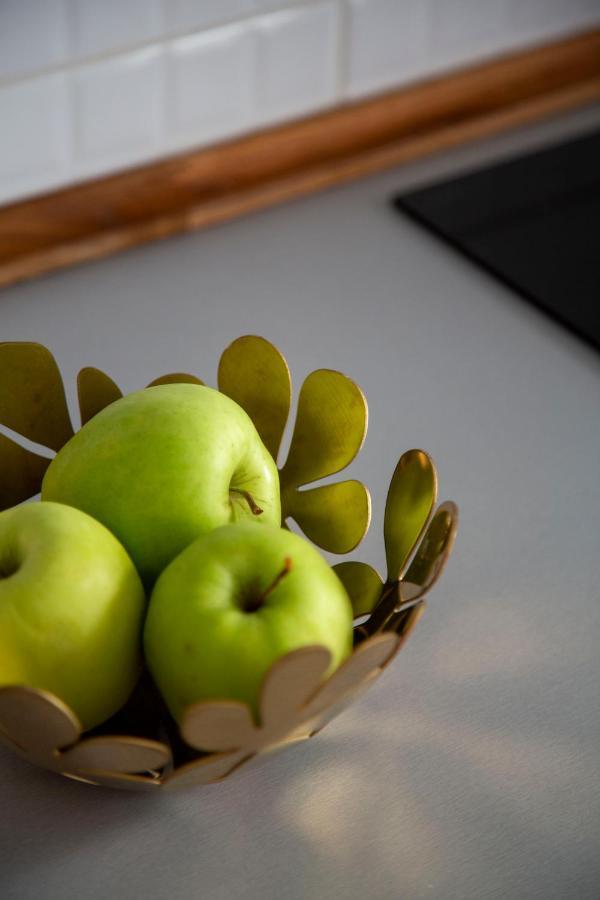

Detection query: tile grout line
(335, 0), (350, 100)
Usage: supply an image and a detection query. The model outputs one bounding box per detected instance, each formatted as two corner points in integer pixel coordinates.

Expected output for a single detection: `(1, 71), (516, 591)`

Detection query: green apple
(41, 384), (281, 584)
(0, 501), (145, 730)
(144, 523), (353, 722)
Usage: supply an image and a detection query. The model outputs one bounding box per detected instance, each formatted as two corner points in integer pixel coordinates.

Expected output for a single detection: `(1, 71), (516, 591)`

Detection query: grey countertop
(2, 105), (600, 900)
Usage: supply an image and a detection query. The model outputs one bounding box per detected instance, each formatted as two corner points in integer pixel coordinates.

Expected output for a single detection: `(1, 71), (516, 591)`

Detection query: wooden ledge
(1, 29), (599, 289)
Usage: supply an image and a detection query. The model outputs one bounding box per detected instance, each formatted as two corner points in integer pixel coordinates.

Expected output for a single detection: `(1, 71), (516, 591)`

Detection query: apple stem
(230, 488), (263, 516)
(260, 557), (293, 601)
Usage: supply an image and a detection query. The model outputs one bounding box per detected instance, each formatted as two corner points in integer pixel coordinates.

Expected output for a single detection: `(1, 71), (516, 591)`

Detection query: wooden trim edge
(1, 29), (599, 289)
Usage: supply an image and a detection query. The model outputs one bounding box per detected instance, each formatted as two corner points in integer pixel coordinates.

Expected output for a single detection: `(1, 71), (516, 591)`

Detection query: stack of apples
(0, 383), (353, 732)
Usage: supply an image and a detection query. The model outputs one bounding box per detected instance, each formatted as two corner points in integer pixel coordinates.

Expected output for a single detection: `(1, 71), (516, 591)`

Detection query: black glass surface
(394, 129), (600, 350)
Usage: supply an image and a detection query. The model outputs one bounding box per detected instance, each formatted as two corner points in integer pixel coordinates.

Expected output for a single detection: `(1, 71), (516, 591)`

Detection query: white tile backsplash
(0, 0), (598, 204)
(0, 0), (69, 81)
(73, 48), (164, 173)
(251, 0), (307, 10)
(167, 25), (255, 148)
(0, 74), (70, 204)
(255, 3), (339, 125)
(429, 0), (513, 72)
(508, 0), (600, 45)
(165, 0), (251, 34)
(345, 0), (429, 99)
(70, 0), (164, 59)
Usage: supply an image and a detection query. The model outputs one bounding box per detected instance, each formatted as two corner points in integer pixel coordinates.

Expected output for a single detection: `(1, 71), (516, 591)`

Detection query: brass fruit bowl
(0, 337), (457, 790)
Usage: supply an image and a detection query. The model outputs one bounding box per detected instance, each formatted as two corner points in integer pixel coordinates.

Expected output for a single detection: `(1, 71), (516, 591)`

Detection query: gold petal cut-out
(384, 449), (437, 582)
(61, 735), (171, 774)
(333, 561), (384, 618)
(181, 701), (255, 753)
(401, 501), (458, 602)
(77, 367), (123, 425)
(0, 432), (51, 510)
(388, 600), (426, 646)
(147, 373), (205, 387)
(260, 645), (331, 727)
(65, 770), (163, 791)
(307, 633), (399, 716)
(218, 335), (291, 462)
(0, 686), (80, 756)
(0, 343), (73, 451)
(286, 480), (371, 553)
(164, 750), (249, 789)
(280, 369), (367, 491)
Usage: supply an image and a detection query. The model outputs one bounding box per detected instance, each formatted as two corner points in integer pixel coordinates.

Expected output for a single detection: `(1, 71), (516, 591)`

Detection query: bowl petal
(77, 367), (123, 425)
(0, 342), (73, 451)
(286, 480), (370, 553)
(218, 335), (291, 462)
